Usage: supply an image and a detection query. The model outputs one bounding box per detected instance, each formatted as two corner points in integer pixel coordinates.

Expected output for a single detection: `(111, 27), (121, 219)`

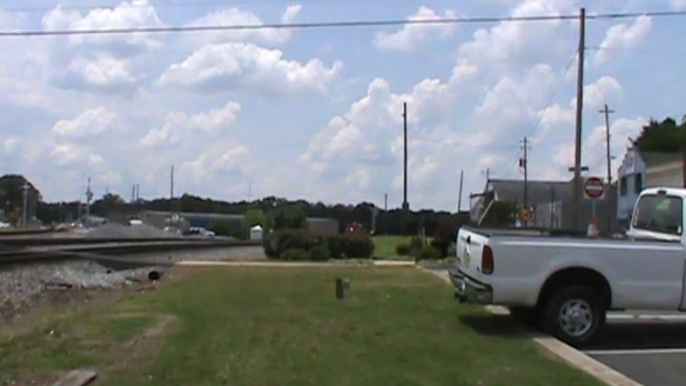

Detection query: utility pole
(384, 193), (388, 234)
(600, 104), (615, 233)
(520, 137), (530, 227)
(22, 183), (29, 227)
(248, 177), (252, 202)
(572, 7), (586, 230)
(85, 177), (92, 229)
(520, 137), (530, 210)
(458, 170), (464, 213)
(402, 102), (409, 212)
(170, 166), (174, 227)
(402, 101), (409, 234)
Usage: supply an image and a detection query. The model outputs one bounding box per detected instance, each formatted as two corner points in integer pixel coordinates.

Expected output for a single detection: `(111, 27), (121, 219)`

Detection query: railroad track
(0, 238), (262, 269)
(0, 236), (255, 247)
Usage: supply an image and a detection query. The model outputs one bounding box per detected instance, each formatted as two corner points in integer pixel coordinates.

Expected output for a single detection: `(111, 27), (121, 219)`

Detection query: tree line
(0, 174), (471, 237)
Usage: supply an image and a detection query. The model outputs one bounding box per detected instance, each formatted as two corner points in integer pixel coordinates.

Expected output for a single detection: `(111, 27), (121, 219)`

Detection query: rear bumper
(448, 268), (493, 305)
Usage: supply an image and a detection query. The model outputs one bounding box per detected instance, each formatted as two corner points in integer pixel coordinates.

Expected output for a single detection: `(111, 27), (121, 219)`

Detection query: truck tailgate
(456, 227), (489, 279)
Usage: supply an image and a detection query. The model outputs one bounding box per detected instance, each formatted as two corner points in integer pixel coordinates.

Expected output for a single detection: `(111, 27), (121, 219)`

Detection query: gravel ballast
(0, 246), (265, 321)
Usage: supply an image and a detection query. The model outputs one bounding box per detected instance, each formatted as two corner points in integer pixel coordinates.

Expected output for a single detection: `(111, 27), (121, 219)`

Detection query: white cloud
(48, 142), (106, 169)
(140, 102), (241, 147)
(185, 5), (299, 47)
(593, 16), (653, 65)
(373, 6), (458, 51)
(52, 55), (137, 93)
(282, 4), (302, 23)
(457, 0), (577, 72)
(157, 43), (343, 96)
(42, 0), (164, 57)
(299, 0), (639, 209)
(52, 107), (117, 139)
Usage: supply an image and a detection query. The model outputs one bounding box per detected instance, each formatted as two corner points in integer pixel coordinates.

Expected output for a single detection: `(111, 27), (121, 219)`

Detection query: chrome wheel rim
(558, 299), (593, 337)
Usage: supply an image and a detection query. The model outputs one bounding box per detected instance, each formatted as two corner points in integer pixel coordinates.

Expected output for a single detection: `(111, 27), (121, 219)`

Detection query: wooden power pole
(402, 102), (409, 234)
(600, 104), (615, 233)
(572, 7), (586, 230)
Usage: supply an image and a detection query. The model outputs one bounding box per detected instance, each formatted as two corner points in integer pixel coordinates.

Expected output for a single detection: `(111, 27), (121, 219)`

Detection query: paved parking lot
(428, 269), (686, 386)
(579, 312), (686, 386)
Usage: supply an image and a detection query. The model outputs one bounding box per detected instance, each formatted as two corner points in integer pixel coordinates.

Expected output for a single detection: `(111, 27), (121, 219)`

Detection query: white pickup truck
(450, 187), (686, 346)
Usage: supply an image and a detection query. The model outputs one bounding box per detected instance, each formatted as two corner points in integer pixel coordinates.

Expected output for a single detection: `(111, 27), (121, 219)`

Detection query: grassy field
(0, 267), (602, 386)
(372, 235), (413, 258)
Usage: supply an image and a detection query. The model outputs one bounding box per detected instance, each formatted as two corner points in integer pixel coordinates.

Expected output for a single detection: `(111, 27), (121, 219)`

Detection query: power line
(523, 50), (578, 140)
(0, 0), (309, 13)
(0, 9), (684, 38)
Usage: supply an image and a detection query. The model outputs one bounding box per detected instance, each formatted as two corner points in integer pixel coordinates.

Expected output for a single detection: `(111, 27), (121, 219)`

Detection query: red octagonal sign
(584, 177), (605, 199)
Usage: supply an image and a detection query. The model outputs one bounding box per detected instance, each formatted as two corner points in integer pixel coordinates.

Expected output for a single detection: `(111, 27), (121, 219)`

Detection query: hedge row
(263, 230), (375, 260)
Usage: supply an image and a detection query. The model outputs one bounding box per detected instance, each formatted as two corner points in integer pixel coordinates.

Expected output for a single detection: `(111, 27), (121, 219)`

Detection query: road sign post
(584, 177), (605, 234)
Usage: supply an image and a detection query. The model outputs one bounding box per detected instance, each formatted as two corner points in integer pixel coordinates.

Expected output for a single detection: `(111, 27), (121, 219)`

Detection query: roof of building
(642, 152), (682, 168)
(488, 179), (573, 206)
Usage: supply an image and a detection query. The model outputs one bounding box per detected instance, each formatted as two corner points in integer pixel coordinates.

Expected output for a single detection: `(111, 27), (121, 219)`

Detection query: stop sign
(584, 177), (605, 199)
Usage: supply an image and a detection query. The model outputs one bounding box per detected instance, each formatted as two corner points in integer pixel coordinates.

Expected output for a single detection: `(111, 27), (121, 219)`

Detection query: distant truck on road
(450, 187), (686, 346)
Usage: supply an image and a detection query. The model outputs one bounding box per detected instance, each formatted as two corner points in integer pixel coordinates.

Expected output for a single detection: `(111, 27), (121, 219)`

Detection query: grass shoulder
(1, 267), (603, 386)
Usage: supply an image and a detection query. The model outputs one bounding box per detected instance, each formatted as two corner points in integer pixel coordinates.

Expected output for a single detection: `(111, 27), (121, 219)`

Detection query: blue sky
(0, 0), (684, 211)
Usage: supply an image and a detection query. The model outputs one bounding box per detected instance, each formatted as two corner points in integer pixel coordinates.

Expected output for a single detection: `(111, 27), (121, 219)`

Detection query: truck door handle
(466, 236), (471, 244)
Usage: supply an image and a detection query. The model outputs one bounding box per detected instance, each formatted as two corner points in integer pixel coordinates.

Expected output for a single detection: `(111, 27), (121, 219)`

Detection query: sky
(0, 0), (684, 211)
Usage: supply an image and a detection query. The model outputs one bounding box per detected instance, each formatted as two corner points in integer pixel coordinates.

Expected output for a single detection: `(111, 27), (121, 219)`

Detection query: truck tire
(543, 286), (606, 346)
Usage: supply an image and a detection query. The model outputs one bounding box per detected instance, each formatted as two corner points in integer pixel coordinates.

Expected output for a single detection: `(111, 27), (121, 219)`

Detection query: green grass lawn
(0, 267), (602, 386)
(372, 235), (413, 258)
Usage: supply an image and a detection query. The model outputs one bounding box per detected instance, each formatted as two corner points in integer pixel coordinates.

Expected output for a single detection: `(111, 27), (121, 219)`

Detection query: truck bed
(461, 226), (678, 244)
(462, 226), (601, 238)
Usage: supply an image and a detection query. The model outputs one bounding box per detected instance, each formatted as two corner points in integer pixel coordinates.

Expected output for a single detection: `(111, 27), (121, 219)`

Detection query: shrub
(309, 245), (330, 262)
(264, 229), (311, 259)
(345, 234), (375, 259)
(327, 234), (346, 258)
(395, 243), (412, 256)
(263, 231), (375, 260)
(281, 248), (310, 261)
(447, 242), (457, 258)
(430, 238), (451, 258)
(410, 236), (425, 249)
(414, 246), (442, 262)
(263, 236), (278, 258)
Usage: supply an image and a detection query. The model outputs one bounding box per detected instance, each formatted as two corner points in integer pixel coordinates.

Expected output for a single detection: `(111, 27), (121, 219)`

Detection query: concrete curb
(175, 260), (416, 268)
(418, 267), (643, 386)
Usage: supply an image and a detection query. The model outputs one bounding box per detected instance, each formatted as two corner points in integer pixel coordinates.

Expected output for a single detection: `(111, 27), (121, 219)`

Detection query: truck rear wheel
(543, 286), (606, 346)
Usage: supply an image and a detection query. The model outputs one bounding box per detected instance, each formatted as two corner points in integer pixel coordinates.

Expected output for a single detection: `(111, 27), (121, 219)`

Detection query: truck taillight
(482, 246), (494, 275)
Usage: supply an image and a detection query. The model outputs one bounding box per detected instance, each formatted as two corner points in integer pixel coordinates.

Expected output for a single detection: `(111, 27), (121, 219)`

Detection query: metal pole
(600, 104), (615, 234)
(22, 183), (29, 227)
(572, 7), (586, 230)
(85, 177), (92, 229)
(403, 102), (408, 207)
(170, 165), (174, 227)
(458, 170), (464, 213)
(384, 193), (388, 235)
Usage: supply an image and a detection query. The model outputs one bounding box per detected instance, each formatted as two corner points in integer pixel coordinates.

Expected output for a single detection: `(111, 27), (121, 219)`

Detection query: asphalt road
(579, 313), (686, 386)
(427, 269), (686, 386)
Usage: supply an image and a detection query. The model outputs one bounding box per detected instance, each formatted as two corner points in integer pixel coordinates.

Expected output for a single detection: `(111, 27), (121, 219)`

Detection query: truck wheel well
(537, 268), (612, 309)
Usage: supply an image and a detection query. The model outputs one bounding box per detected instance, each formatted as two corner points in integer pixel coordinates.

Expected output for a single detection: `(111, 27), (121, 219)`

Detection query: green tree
(90, 193), (127, 217)
(0, 174), (41, 225)
(244, 209), (268, 228)
(273, 205), (308, 231)
(634, 117), (686, 153)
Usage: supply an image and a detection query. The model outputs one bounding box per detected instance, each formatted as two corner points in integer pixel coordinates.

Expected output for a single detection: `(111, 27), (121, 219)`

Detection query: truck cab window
(632, 194), (683, 235)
